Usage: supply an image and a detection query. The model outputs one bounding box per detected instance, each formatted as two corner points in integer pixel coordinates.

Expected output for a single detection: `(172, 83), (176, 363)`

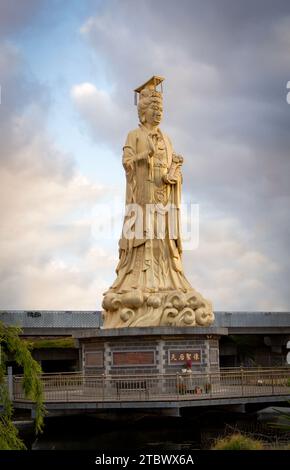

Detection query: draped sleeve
(122, 131), (137, 204)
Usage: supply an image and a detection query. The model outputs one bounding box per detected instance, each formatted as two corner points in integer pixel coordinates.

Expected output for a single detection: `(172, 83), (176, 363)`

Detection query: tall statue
(102, 76), (214, 328)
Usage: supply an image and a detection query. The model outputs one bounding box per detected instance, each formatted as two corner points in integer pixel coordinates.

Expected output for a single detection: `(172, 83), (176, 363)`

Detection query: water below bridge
(17, 407), (290, 450)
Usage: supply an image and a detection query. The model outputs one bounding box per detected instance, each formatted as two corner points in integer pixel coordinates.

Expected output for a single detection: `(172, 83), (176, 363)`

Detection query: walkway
(12, 367), (290, 411)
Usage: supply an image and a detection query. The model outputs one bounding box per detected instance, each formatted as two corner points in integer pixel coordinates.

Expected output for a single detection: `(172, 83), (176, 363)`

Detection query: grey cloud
(0, 0), (68, 38)
(0, 41), (74, 181)
(0, 0), (47, 37)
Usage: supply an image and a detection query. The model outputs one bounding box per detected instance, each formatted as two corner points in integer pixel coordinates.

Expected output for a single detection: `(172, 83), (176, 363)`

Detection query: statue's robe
(109, 125), (192, 294)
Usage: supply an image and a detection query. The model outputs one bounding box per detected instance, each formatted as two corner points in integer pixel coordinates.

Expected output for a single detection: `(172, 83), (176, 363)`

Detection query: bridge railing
(12, 367), (290, 403)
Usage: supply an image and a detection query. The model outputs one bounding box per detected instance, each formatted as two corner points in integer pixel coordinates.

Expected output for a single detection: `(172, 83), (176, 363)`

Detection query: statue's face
(144, 99), (163, 126)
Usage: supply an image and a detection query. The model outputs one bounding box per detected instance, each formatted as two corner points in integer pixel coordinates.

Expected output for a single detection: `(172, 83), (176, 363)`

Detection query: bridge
(11, 367), (290, 414)
(1, 310), (290, 336)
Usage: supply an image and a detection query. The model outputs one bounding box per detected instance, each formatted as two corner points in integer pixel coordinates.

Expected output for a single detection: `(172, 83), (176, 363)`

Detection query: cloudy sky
(0, 0), (290, 311)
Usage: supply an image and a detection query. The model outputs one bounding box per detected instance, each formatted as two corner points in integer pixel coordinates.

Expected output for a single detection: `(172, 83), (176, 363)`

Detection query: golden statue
(102, 76), (214, 328)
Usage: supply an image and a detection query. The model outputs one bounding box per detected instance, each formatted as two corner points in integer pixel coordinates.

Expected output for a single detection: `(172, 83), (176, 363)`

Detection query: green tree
(228, 334), (263, 366)
(0, 321), (46, 450)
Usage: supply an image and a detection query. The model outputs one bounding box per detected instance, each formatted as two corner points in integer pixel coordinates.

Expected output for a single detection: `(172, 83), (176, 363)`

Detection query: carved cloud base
(102, 289), (214, 328)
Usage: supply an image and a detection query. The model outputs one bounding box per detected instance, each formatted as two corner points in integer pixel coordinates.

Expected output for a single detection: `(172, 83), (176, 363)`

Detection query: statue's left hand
(162, 173), (178, 185)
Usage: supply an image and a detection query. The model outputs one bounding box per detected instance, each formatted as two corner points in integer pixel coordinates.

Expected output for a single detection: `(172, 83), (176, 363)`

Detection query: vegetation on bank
(28, 337), (76, 349)
(0, 321), (46, 450)
(212, 433), (264, 450)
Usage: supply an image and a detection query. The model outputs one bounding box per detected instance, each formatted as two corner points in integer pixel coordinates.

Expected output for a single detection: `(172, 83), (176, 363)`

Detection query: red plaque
(113, 351), (155, 366)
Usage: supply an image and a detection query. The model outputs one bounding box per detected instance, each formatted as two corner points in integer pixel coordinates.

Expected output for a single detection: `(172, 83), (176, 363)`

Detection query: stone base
(102, 289), (214, 328)
(76, 326), (228, 376)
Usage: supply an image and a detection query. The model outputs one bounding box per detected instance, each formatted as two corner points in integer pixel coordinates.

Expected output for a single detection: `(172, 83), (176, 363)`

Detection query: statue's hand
(162, 174), (178, 185)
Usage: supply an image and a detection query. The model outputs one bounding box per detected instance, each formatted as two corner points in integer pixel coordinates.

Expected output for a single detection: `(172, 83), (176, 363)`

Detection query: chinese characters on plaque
(168, 350), (201, 365)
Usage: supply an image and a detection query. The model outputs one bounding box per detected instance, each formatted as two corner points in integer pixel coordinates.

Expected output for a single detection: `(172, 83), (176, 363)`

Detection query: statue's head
(137, 86), (163, 126)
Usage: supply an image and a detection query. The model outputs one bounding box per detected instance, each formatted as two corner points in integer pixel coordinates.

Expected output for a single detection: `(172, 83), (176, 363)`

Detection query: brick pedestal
(76, 326), (228, 376)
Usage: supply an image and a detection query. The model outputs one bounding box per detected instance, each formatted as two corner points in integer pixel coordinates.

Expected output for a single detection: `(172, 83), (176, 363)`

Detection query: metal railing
(12, 367), (290, 403)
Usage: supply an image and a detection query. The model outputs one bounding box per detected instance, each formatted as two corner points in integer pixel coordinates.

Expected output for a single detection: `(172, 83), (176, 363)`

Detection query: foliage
(267, 412), (290, 449)
(228, 335), (263, 365)
(28, 337), (75, 349)
(269, 405), (290, 432)
(0, 416), (26, 450)
(0, 321), (46, 450)
(212, 432), (264, 450)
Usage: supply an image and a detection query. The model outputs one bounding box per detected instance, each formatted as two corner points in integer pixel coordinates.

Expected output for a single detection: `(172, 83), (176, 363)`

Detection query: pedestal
(76, 326), (228, 376)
